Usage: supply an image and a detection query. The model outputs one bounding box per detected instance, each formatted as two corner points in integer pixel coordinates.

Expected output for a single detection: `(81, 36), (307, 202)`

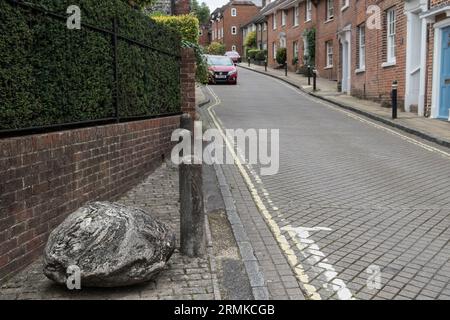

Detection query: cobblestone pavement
(203, 68), (450, 300)
(0, 164), (218, 300)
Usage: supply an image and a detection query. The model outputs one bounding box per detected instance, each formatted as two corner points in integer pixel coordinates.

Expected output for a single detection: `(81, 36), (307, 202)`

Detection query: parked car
(224, 51), (241, 64)
(206, 55), (238, 85)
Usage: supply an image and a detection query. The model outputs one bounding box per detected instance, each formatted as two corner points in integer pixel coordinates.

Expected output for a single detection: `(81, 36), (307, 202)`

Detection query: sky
(202, 0), (229, 11)
(202, 0), (263, 12)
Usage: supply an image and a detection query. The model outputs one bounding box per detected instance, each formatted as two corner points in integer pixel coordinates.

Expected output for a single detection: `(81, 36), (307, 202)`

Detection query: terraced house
(210, 0), (261, 54)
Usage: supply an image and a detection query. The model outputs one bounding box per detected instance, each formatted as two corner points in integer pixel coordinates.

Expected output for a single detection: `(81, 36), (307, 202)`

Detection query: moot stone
(43, 202), (175, 287)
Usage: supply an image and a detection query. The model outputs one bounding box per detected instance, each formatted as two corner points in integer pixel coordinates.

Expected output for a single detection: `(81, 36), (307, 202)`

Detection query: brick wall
(0, 47), (196, 283)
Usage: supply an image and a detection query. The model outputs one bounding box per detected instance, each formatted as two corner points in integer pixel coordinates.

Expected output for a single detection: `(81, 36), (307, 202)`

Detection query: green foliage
(182, 40), (208, 84)
(303, 28), (316, 66)
(255, 50), (267, 61)
(0, 0), (181, 130)
(207, 42), (226, 55)
(190, 0), (210, 25)
(151, 14), (199, 43)
(244, 31), (257, 48)
(276, 47), (287, 65)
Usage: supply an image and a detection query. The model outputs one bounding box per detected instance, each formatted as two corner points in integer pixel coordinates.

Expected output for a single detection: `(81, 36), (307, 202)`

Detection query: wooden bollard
(179, 114), (205, 257)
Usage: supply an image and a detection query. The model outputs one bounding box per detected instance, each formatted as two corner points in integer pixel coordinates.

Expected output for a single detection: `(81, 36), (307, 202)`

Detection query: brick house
(404, 0), (450, 119)
(264, 0), (317, 71)
(210, 1), (261, 54)
(199, 24), (211, 47)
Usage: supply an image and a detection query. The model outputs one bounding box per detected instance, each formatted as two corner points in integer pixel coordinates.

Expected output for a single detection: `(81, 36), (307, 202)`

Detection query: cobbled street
(204, 67), (450, 300)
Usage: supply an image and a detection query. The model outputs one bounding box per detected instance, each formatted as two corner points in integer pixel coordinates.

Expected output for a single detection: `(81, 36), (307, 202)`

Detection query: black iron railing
(0, 0), (182, 138)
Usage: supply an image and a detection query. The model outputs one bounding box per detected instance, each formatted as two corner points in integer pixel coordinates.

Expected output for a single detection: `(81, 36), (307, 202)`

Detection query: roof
(240, 0), (281, 27)
(211, 0), (261, 19)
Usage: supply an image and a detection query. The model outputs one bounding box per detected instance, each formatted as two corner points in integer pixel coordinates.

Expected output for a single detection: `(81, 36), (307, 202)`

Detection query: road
(205, 67), (450, 300)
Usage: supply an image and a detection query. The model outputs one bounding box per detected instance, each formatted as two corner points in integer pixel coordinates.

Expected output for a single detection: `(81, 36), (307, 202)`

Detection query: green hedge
(151, 14), (199, 43)
(0, 0), (181, 130)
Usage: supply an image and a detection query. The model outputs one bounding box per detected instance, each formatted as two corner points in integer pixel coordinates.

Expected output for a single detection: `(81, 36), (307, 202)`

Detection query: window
(231, 8), (237, 17)
(263, 22), (267, 31)
(258, 24), (262, 32)
(326, 0), (334, 20)
(273, 13), (277, 29)
(294, 5), (299, 26)
(358, 25), (366, 69)
(341, 0), (349, 10)
(326, 41), (333, 67)
(303, 36), (309, 57)
(199, 29), (203, 36)
(293, 41), (299, 60)
(273, 42), (277, 60)
(306, 0), (312, 22)
(386, 8), (396, 63)
(232, 45), (237, 51)
(280, 37), (286, 48)
(282, 10), (287, 26)
(231, 26), (237, 35)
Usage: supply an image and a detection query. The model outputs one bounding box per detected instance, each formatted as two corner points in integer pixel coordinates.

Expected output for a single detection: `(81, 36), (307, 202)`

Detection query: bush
(151, 14), (199, 43)
(182, 40), (208, 84)
(247, 49), (259, 59)
(244, 31), (257, 48)
(0, 0), (181, 130)
(276, 47), (287, 65)
(255, 50), (267, 61)
(207, 42), (226, 55)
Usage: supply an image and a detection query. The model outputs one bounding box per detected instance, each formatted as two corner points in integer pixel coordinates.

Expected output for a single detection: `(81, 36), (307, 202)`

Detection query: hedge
(0, 0), (181, 130)
(151, 14), (199, 44)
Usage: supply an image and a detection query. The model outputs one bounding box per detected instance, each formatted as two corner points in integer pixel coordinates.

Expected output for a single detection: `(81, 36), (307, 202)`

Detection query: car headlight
(228, 70), (237, 76)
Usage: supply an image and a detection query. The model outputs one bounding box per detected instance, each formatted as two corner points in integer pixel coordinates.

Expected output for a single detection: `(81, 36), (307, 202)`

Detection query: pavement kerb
(239, 65), (450, 149)
(196, 86), (271, 300)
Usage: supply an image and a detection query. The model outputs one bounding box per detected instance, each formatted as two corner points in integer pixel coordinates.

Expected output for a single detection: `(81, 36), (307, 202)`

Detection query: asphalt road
(207, 67), (450, 300)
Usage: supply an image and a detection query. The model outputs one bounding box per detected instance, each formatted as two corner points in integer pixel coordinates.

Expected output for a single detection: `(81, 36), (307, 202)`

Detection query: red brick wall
(173, 0), (191, 15)
(0, 48), (197, 283)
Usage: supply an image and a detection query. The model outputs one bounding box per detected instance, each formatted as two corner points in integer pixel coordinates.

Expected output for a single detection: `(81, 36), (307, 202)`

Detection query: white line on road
(205, 85), (356, 300)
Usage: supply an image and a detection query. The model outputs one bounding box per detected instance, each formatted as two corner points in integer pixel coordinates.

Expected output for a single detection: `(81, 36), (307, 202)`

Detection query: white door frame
(338, 25), (351, 94)
(431, 18), (450, 118)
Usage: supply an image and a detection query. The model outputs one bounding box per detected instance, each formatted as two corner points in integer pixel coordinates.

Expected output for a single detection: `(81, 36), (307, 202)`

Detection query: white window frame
(358, 25), (366, 70)
(293, 41), (299, 60)
(231, 8), (237, 17)
(263, 22), (267, 31)
(386, 8), (396, 64)
(326, 41), (333, 68)
(231, 26), (237, 35)
(294, 5), (299, 26)
(306, 0), (312, 22)
(273, 12), (277, 29)
(326, 0), (334, 21)
(273, 42), (277, 60)
(281, 10), (287, 26)
(232, 45), (237, 51)
(341, 0), (349, 11)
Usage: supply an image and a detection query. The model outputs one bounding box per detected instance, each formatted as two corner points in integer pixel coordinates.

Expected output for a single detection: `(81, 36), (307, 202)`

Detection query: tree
(244, 31), (257, 48)
(191, 0), (210, 25)
(208, 42), (226, 55)
(126, 0), (156, 9)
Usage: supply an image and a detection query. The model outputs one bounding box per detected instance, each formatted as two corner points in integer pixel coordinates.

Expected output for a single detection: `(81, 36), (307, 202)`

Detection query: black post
(313, 69), (317, 92)
(285, 61), (288, 76)
(391, 80), (398, 119)
(265, 59), (267, 72)
(112, 17), (119, 122)
(308, 65), (311, 85)
(179, 114), (205, 258)
(248, 56), (251, 67)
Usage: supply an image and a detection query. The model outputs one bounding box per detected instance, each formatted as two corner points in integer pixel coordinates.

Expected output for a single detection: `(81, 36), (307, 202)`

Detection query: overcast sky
(202, 0), (229, 11)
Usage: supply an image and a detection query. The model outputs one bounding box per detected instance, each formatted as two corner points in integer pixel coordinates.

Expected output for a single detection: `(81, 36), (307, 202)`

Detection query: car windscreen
(207, 57), (234, 66)
(226, 52), (239, 56)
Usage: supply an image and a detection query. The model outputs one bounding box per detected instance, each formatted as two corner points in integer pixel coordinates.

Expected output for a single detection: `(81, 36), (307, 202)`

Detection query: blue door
(439, 26), (450, 119)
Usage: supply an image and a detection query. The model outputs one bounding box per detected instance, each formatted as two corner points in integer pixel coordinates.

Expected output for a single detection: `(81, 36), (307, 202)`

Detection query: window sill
(324, 66), (333, 70)
(341, 5), (349, 12)
(305, 19), (312, 23)
(381, 60), (396, 68)
(355, 68), (365, 74)
(324, 18), (334, 24)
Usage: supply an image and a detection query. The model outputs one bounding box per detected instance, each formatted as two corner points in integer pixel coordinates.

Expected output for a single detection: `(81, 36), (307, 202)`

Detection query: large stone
(43, 202), (175, 287)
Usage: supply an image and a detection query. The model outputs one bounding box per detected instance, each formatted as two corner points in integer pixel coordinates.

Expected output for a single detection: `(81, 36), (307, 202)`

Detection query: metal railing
(0, 0), (182, 138)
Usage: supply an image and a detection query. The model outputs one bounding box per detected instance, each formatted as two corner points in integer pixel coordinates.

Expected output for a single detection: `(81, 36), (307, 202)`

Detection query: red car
(206, 55), (238, 85)
(224, 51), (241, 63)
